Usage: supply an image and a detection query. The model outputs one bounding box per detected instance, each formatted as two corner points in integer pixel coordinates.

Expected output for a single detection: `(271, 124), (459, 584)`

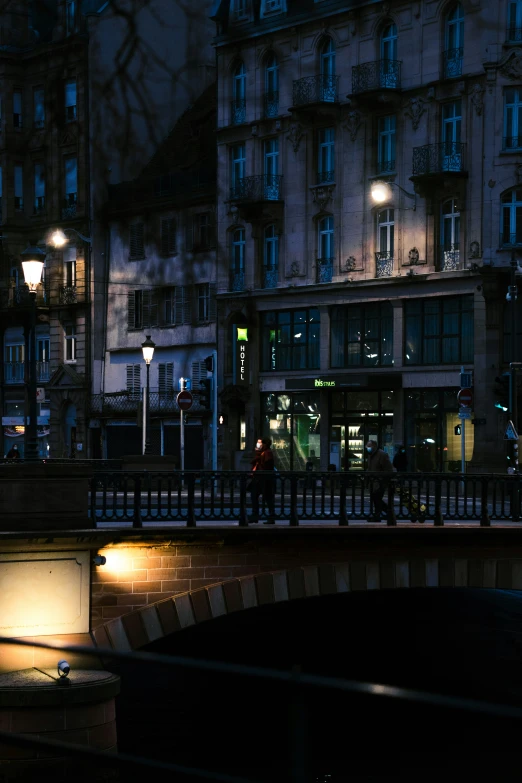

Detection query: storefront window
(262, 392), (321, 470)
(331, 302), (393, 368)
(261, 309), (320, 371)
(405, 388), (471, 471)
(330, 391), (396, 471)
(404, 295), (473, 365)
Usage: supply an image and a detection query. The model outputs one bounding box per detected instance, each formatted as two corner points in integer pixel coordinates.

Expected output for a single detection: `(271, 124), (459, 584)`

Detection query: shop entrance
(329, 390), (395, 471)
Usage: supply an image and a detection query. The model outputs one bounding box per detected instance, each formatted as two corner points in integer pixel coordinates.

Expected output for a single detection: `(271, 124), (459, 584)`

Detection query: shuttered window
(126, 364), (141, 393)
(160, 217), (176, 256)
(191, 361), (207, 389)
(192, 213), (216, 251)
(164, 286), (192, 325)
(129, 222), (145, 260)
(127, 289), (158, 330)
(158, 362), (174, 393)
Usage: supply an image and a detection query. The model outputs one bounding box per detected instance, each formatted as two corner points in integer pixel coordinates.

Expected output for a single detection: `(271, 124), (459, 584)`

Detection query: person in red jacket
(249, 437), (276, 524)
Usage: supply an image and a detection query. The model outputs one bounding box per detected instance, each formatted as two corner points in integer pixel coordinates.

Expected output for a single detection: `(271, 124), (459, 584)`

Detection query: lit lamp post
(141, 335), (156, 455)
(50, 228), (92, 247)
(370, 180), (417, 209)
(21, 245), (46, 460)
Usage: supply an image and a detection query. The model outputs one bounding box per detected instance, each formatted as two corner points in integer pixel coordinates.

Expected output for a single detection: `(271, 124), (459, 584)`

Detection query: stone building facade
(211, 0), (522, 473)
(0, 0), (91, 458)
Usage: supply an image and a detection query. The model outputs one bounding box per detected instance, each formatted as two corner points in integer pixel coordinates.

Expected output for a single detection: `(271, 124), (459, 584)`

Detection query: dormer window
(232, 0), (248, 19)
(260, 0), (285, 17)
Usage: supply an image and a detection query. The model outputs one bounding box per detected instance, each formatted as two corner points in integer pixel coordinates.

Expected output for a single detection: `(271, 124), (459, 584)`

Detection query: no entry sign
(457, 388), (473, 407)
(177, 390), (193, 411)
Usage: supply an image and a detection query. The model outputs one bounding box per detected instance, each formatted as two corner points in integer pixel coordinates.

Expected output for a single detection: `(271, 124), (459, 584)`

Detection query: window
(264, 52), (279, 117)
(264, 137), (279, 184)
(504, 88), (522, 151)
(380, 24), (398, 88)
(34, 163), (45, 213)
(444, 4), (464, 78)
(164, 286), (192, 326)
(501, 189), (522, 247)
(66, 0), (76, 35)
(261, 309), (320, 371)
(37, 338), (50, 363)
(127, 289), (158, 330)
(230, 143), (246, 197)
(14, 165), (23, 211)
(376, 209), (394, 276)
(63, 247), (76, 287)
(404, 296), (473, 365)
(318, 128), (335, 183)
(191, 213), (215, 250)
(232, 62), (246, 124)
(231, 0), (247, 18)
(65, 80), (77, 122)
(197, 283), (217, 322)
(331, 303), (393, 368)
(260, 0), (283, 16)
(508, 0), (522, 42)
(126, 364), (141, 394)
(230, 228), (246, 290)
(318, 215), (334, 260)
(4, 343), (24, 383)
(160, 217), (176, 256)
(33, 88), (44, 129)
(64, 156), (77, 205)
(441, 100), (462, 169)
(129, 222), (145, 260)
(440, 198), (460, 270)
(13, 91), (22, 128)
(377, 115), (396, 173)
(320, 38), (336, 77)
(64, 324), (76, 362)
(263, 224), (279, 288)
(158, 362), (174, 394)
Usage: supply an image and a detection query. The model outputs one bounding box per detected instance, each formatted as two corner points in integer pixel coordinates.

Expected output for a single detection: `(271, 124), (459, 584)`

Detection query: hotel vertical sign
(234, 325), (249, 387)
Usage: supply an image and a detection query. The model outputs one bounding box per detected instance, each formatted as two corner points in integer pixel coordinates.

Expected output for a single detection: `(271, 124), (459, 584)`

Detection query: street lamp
(49, 227), (92, 247)
(21, 245), (46, 460)
(141, 335), (156, 455)
(370, 179), (417, 210)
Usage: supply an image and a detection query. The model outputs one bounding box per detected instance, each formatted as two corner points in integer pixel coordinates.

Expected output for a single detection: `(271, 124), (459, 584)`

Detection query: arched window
(231, 62), (246, 124)
(263, 225), (279, 288)
(444, 4), (464, 78)
(380, 24), (398, 88)
(508, 1), (522, 42)
(230, 228), (246, 291)
(319, 38), (337, 102)
(264, 52), (279, 118)
(501, 189), (522, 247)
(441, 198), (460, 270)
(376, 209), (394, 277)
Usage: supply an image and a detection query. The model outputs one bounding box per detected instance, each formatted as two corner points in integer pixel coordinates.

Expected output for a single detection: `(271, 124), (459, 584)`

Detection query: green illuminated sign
(314, 379), (336, 387)
(237, 327), (249, 342)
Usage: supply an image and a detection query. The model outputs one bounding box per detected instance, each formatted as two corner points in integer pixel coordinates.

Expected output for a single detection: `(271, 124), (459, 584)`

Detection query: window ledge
(499, 149), (522, 156)
(128, 256), (146, 261)
(64, 360), (77, 365)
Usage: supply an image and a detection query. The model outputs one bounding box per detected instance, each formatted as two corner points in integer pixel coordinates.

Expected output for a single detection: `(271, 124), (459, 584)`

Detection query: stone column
(391, 300), (404, 446)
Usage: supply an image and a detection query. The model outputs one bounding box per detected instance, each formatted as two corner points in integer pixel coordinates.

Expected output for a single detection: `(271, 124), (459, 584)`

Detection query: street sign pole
(180, 408), (185, 473)
(461, 416), (466, 476)
(212, 349), (218, 472)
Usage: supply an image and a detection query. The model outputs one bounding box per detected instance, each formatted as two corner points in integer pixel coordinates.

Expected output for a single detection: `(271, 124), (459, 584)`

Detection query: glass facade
(262, 392), (321, 471)
(404, 295), (473, 365)
(329, 390), (395, 471)
(330, 302), (393, 368)
(261, 309), (320, 371)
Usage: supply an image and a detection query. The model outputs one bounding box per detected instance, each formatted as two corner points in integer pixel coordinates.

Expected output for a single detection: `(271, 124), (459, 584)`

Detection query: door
(264, 138), (279, 198)
(441, 100), (462, 171)
(330, 420), (394, 471)
(380, 24), (398, 88)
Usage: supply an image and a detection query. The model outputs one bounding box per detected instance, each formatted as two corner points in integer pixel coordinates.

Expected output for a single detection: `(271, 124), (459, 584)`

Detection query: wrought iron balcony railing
(0, 282), (50, 308)
(62, 202), (77, 220)
(378, 159), (395, 174)
(507, 26), (522, 42)
(500, 232), (522, 248)
(375, 251), (394, 278)
(264, 91), (279, 118)
(4, 362), (50, 384)
(262, 267), (278, 289)
(230, 270), (245, 292)
(34, 119), (44, 130)
(443, 48), (463, 79)
(89, 392), (140, 416)
(230, 98), (246, 125)
(34, 196), (45, 215)
(230, 174), (282, 202)
(60, 285), (78, 304)
(440, 246), (460, 271)
(412, 142), (466, 176)
(352, 59), (401, 94)
(317, 170), (335, 184)
(503, 136), (522, 151)
(292, 75), (339, 107)
(316, 258), (334, 284)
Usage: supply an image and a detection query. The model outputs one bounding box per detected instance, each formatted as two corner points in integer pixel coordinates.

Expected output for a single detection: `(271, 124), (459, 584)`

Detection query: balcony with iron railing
(4, 361), (50, 384)
(411, 142), (467, 193)
(262, 267), (278, 289)
(62, 193), (77, 220)
(59, 285), (79, 305)
(500, 232), (522, 249)
(503, 136), (522, 151)
(507, 26), (522, 43)
(351, 60), (401, 98)
(317, 170), (335, 184)
(230, 99), (246, 125)
(316, 258), (334, 284)
(264, 91), (279, 118)
(229, 270), (245, 292)
(34, 196), (45, 215)
(440, 246), (460, 271)
(442, 48), (463, 79)
(292, 75), (339, 109)
(375, 252), (394, 278)
(230, 174), (283, 203)
(89, 389), (202, 417)
(0, 282), (50, 309)
(377, 159), (395, 175)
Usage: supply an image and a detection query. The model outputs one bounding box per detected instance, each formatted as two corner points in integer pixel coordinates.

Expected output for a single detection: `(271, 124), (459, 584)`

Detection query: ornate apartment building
(212, 0), (522, 473)
(0, 0), (91, 458)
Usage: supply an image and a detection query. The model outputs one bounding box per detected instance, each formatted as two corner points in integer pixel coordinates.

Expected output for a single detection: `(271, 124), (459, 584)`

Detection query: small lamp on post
(21, 245), (46, 461)
(141, 335), (156, 455)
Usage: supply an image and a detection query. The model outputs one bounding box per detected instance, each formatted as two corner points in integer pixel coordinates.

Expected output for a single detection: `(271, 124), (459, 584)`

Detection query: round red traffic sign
(177, 390), (193, 411)
(457, 388), (473, 407)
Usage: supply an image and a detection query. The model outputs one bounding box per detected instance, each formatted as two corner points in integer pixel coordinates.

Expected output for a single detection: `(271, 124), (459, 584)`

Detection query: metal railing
(85, 470), (522, 527)
(316, 258), (333, 283)
(503, 136), (522, 151)
(507, 26), (522, 42)
(230, 174), (282, 202)
(317, 170), (335, 184)
(440, 246), (460, 271)
(443, 47), (463, 78)
(292, 74), (339, 106)
(378, 159), (395, 174)
(60, 284), (78, 304)
(500, 232), (522, 249)
(264, 91), (279, 117)
(375, 251), (393, 277)
(412, 141), (466, 176)
(229, 270), (245, 292)
(3, 361), (50, 383)
(352, 59), (401, 94)
(230, 98), (246, 124)
(262, 267), (278, 289)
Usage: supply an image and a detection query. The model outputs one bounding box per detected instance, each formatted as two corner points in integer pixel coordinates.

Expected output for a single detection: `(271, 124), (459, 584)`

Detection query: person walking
(393, 445), (408, 472)
(366, 440), (394, 522)
(6, 444), (20, 459)
(249, 437), (276, 524)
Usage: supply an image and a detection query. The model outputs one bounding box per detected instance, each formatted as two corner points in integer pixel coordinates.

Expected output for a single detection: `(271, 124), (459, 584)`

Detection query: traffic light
(199, 378), (212, 409)
(218, 414), (228, 426)
(204, 355), (213, 373)
(454, 425), (461, 436)
(494, 373), (511, 412)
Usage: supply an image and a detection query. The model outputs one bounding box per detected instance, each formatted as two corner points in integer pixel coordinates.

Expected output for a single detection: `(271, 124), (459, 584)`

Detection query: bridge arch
(93, 556), (522, 652)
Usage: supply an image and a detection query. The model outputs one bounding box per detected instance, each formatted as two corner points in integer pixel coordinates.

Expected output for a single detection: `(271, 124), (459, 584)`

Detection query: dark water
(112, 589), (522, 781)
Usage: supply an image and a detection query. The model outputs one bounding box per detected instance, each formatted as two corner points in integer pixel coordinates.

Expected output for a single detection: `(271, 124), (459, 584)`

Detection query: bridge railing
(85, 469), (522, 527)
